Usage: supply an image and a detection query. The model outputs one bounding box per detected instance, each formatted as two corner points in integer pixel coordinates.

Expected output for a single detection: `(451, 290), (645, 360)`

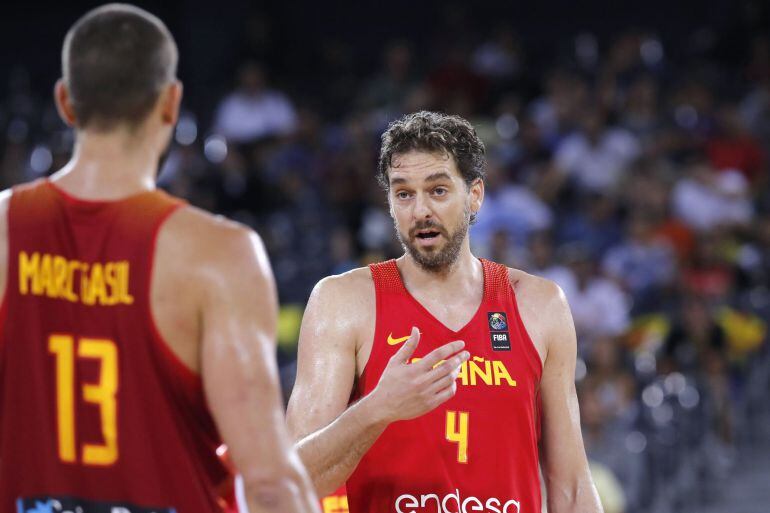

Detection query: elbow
(240, 465), (310, 511)
(293, 437), (328, 495)
(243, 477), (299, 510)
(545, 475), (603, 513)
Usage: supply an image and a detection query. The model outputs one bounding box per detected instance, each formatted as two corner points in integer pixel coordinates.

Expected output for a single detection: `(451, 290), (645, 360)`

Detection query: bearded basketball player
(0, 5), (318, 513)
(287, 111), (603, 513)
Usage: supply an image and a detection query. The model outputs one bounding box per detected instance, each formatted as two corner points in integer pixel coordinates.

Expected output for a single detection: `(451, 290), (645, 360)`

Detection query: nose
(413, 191), (433, 221)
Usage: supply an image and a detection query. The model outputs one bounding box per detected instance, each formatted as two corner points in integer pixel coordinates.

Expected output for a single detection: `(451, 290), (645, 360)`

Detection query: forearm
(295, 393), (389, 496)
(239, 457), (320, 513)
(546, 474), (603, 513)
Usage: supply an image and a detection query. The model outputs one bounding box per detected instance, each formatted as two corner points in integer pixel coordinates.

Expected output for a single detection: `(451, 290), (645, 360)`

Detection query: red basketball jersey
(0, 179), (232, 512)
(347, 259), (542, 513)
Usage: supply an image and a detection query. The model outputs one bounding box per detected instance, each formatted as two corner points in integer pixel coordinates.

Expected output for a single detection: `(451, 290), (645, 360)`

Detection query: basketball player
(287, 111), (603, 513)
(0, 5), (318, 513)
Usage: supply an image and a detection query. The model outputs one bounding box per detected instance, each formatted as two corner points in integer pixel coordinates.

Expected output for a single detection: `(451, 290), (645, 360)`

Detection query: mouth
(412, 228), (443, 247)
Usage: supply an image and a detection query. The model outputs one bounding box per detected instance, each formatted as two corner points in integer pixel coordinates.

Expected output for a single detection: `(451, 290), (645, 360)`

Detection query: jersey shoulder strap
(368, 259), (403, 295)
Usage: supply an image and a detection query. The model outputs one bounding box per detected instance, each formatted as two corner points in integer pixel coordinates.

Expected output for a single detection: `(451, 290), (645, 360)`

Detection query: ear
(469, 177), (484, 217)
(160, 80), (183, 126)
(54, 79), (77, 127)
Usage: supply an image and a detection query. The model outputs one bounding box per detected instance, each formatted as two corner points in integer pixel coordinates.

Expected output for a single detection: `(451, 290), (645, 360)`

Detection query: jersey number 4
(445, 410), (469, 463)
(49, 334), (119, 466)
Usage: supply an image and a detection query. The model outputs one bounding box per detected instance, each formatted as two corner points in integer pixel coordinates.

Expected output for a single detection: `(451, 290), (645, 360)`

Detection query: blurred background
(2, 1), (770, 512)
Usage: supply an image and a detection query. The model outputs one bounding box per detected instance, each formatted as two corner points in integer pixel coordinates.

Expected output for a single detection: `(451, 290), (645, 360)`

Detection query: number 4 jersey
(0, 180), (231, 512)
(347, 260), (543, 513)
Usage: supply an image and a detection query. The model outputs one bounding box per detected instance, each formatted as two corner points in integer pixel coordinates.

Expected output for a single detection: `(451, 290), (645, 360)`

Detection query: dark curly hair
(377, 111), (486, 190)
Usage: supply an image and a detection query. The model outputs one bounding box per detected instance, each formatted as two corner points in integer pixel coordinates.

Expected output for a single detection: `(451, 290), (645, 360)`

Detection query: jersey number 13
(49, 334), (119, 466)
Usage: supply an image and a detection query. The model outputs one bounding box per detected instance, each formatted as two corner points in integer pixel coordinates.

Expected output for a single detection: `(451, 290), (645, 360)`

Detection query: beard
(396, 205), (471, 273)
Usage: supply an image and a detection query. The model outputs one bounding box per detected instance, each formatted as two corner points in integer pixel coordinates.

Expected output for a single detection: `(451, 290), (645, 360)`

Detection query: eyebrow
(424, 172), (453, 183)
(390, 172), (453, 186)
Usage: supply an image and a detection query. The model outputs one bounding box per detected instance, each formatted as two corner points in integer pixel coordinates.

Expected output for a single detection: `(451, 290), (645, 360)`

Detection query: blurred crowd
(2, 8), (770, 513)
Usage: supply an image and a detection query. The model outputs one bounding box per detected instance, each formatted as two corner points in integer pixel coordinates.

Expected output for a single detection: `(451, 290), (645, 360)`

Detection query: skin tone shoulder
(0, 69), (319, 513)
(287, 148), (602, 513)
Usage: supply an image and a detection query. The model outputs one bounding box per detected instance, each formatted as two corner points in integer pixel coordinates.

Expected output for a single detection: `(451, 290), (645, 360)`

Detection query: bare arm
(539, 283), (603, 513)
(286, 274), (468, 497)
(200, 228), (319, 513)
(0, 190), (10, 308)
(286, 275), (375, 497)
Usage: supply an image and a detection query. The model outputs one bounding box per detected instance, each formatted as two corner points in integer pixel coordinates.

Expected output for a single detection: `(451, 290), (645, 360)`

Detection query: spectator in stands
(214, 61), (297, 143)
(680, 232), (736, 301)
(358, 40), (418, 124)
(471, 158), (553, 252)
(619, 74), (662, 147)
(555, 107), (641, 193)
(602, 210), (677, 310)
(738, 213), (770, 288)
(471, 24), (523, 84)
(527, 230), (576, 292)
(558, 190), (624, 257)
(578, 337), (644, 513)
(528, 69), (588, 149)
(673, 158), (754, 232)
(563, 245), (631, 344)
(660, 296), (726, 375)
(707, 104), (767, 185)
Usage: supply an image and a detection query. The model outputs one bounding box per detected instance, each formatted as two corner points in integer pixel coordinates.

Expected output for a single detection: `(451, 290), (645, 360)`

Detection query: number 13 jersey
(347, 259), (543, 513)
(0, 180), (231, 512)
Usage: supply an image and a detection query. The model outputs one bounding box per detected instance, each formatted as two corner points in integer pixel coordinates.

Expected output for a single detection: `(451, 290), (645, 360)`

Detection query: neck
(50, 129), (160, 200)
(398, 239), (481, 289)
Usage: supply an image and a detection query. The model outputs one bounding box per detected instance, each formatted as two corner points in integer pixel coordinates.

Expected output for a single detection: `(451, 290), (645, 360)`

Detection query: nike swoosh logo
(387, 333), (411, 345)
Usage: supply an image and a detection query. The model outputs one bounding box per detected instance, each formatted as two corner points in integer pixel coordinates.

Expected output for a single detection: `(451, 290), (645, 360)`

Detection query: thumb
(395, 326), (420, 363)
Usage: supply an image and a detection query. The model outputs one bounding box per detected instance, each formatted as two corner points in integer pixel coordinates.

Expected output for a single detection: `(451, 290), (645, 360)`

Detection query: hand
(369, 326), (469, 423)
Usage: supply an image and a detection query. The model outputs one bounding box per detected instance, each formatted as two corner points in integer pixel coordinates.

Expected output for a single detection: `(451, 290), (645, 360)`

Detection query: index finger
(394, 326), (421, 363)
(417, 340), (465, 370)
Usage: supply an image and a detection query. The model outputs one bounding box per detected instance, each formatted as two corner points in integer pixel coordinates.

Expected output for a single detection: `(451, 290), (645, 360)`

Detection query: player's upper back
(0, 179), (232, 512)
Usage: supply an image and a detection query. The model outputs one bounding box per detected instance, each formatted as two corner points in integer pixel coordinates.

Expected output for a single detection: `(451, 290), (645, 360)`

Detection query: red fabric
(347, 259), (542, 513)
(0, 179), (230, 512)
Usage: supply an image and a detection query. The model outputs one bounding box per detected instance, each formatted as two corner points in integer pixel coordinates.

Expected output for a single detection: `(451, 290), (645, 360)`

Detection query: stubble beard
(396, 205), (471, 274)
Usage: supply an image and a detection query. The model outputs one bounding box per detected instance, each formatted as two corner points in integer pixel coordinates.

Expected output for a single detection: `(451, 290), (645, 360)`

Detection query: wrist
(359, 389), (394, 428)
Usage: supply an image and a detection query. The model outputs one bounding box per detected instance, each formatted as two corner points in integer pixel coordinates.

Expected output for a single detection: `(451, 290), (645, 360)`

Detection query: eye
(432, 187), (448, 196)
(395, 190), (412, 200)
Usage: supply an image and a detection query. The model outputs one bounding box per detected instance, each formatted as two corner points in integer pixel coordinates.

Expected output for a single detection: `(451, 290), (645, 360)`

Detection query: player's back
(0, 179), (230, 512)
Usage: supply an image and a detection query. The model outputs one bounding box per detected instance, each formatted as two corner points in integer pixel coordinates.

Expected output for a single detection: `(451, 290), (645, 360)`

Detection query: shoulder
(158, 204), (270, 284)
(507, 267), (568, 313)
(0, 188), (12, 248)
(0, 188), (12, 303)
(506, 267), (573, 364)
(0, 188), (11, 223)
(298, 266), (375, 356)
(308, 266), (374, 314)
(0, 187), (11, 236)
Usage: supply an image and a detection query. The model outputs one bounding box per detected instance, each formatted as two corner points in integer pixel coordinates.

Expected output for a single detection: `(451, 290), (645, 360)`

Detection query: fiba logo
(488, 313), (507, 331)
(487, 312), (511, 351)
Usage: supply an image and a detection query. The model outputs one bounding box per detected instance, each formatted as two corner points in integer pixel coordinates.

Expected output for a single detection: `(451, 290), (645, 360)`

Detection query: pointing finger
(394, 326), (420, 363)
(418, 340), (465, 370)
